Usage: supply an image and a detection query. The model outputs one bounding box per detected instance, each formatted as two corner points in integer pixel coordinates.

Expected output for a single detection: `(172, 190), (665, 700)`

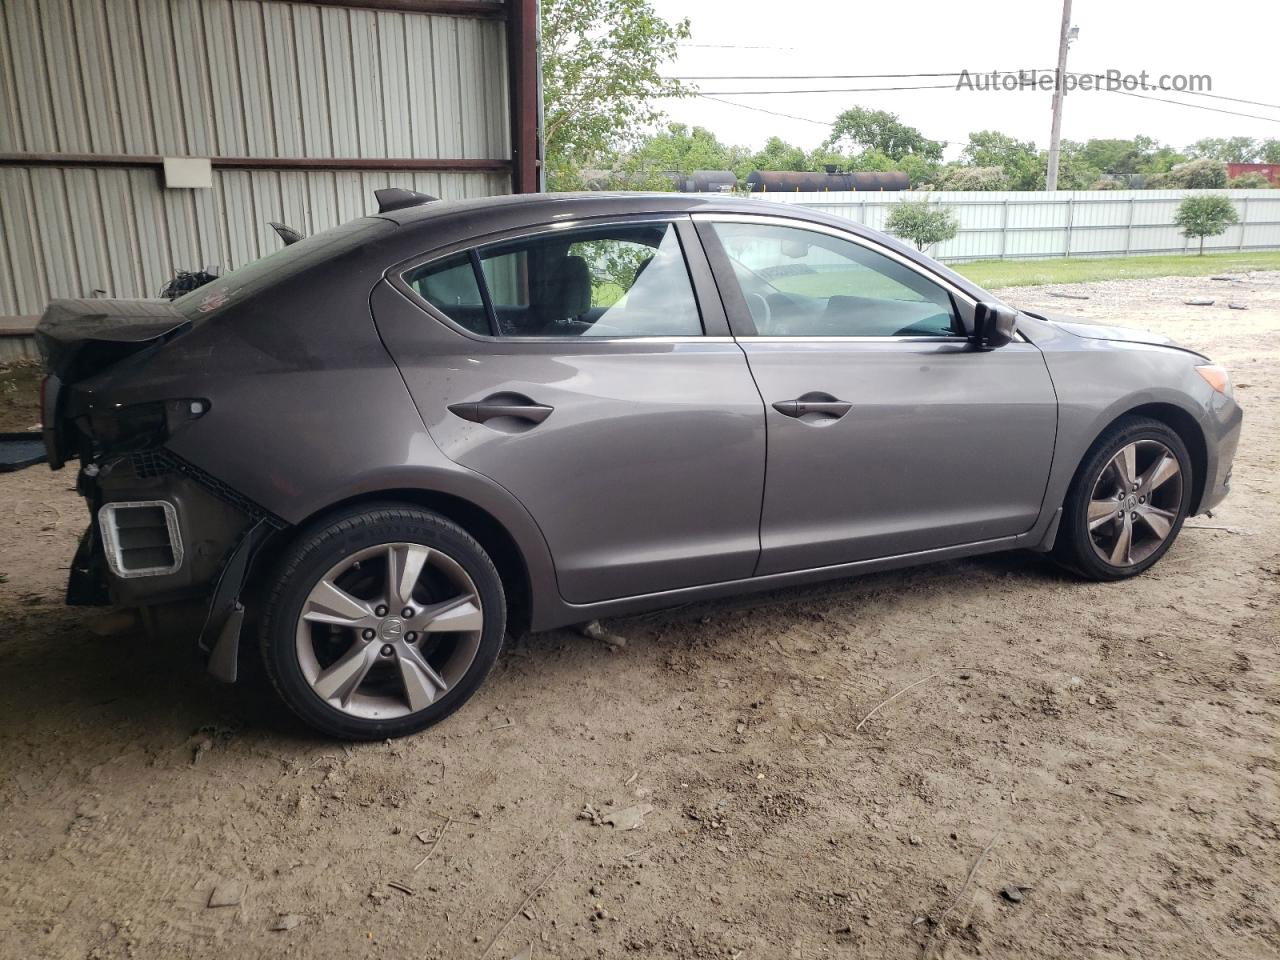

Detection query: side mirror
(970, 301), (1018, 350)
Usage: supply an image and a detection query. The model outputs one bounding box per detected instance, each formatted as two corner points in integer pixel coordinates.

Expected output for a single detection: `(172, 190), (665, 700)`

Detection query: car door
(694, 214), (1057, 576)
(373, 216), (766, 604)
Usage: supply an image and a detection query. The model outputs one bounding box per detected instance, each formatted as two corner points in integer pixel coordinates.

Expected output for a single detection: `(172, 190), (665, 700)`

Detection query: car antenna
(268, 221), (304, 246)
(374, 187), (439, 214)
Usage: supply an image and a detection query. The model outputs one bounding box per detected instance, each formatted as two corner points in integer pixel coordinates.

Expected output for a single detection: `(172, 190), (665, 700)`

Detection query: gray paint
(38, 193), (1243, 644)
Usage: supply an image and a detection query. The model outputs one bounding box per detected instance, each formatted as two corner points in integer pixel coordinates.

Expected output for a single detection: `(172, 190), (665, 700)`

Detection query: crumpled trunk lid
(36, 298), (190, 381)
(35, 298), (192, 468)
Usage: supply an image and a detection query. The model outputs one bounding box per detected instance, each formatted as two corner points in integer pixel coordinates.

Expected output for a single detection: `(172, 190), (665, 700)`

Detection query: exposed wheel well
(1090, 403), (1208, 510)
(247, 490), (534, 636)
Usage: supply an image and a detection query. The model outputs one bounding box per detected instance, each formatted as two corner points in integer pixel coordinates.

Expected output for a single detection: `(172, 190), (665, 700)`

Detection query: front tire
(259, 505), (506, 740)
(1055, 416), (1193, 581)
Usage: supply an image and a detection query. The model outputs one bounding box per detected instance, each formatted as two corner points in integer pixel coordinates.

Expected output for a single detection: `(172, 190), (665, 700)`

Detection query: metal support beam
(287, 0), (506, 18)
(0, 153), (510, 173)
(506, 0), (541, 193)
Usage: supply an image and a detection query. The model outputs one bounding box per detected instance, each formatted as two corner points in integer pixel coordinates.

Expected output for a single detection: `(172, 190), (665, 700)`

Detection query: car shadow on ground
(0, 549), (1074, 761)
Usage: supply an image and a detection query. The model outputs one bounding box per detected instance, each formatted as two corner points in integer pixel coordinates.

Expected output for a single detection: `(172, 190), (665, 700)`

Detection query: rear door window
(404, 221), (703, 338)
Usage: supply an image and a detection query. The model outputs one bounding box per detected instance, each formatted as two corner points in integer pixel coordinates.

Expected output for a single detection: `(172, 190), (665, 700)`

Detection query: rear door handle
(772, 397), (852, 420)
(449, 395), (554, 425)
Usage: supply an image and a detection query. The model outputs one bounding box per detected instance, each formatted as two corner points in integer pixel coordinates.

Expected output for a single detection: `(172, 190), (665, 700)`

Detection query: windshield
(174, 218), (392, 321)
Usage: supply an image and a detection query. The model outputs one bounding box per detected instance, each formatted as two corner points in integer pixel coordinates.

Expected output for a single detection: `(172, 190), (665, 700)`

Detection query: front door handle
(449, 394), (554, 425)
(772, 395), (852, 421)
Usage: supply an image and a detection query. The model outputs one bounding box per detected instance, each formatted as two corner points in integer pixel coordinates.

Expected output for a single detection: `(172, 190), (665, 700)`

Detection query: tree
(961, 131), (1038, 189)
(1149, 158), (1228, 189)
(619, 124), (752, 189)
(1043, 140), (1102, 190)
(1261, 140), (1280, 164)
(937, 165), (1009, 191)
(885, 199), (959, 251)
(826, 107), (943, 162)
(1227, 172), (1273, 189)
(1173, 195), (1239, 254)
(541, 0), (690, 190)
(1186, 137), (1259, 164)
(748, 136), (810, 173)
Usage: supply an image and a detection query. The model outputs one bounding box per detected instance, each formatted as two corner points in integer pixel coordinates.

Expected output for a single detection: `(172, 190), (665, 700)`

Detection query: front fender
(1034, 324), (1239, 521)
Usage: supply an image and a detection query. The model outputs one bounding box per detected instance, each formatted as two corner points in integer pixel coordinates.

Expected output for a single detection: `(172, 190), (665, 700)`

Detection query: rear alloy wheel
(261, 507), (505, 740)
(1056, 417), (1193, 581)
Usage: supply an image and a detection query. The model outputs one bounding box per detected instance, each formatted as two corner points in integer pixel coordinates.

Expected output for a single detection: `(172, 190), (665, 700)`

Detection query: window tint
(404, 252), (490, 335)
(710, 222), (959, 338)
(405, 222), (703, 338)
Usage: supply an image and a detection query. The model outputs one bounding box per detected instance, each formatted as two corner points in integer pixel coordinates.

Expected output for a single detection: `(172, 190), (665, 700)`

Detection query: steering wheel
(744, 292), (773, 334)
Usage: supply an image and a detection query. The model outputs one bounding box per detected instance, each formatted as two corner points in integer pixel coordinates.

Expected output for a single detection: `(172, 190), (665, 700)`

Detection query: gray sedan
(35, 191), (1241, 739)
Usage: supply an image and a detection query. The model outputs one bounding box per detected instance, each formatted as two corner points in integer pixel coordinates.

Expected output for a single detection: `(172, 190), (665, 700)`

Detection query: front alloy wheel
(1056, 416), (1193, 581)
(1086, 440), (1183, 568)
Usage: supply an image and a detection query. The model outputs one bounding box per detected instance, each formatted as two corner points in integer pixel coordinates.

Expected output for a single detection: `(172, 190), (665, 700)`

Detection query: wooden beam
(0, 153), (511, 173)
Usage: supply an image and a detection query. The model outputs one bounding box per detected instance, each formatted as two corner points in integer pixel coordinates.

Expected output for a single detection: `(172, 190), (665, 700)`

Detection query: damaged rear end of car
(36, 296), (273, 677)
(35, 215), (401, 681)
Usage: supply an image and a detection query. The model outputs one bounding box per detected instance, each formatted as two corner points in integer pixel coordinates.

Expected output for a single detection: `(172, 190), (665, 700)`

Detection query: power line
(676, 42), (797, 51)
(1068, 73), (1280, 112)
(696, 83), (962, 95)
(680, 68), (1280, 114)
(695, 94), (833, 126)
(693, 95), (969, 144)
(670, 71), (979, 80)
(1093, 85), (1280, 124)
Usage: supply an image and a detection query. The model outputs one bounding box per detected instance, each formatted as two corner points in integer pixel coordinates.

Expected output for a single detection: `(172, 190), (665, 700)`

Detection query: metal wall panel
(0, 0), (511, 161)
(0, 166), (508, 314)
(0, 0), (513, 318)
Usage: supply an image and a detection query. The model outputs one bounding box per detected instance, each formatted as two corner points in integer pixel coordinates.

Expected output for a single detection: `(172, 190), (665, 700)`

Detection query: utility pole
(1045, 0), (1074, 192)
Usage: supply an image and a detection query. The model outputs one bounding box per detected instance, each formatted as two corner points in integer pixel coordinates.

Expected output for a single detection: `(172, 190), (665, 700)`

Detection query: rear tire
(1054, 416), (1193, 581)
(259, 505), (506, 740)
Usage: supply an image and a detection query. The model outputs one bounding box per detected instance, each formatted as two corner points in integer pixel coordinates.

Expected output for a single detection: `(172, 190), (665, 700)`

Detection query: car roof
(376, 191), (992, 303)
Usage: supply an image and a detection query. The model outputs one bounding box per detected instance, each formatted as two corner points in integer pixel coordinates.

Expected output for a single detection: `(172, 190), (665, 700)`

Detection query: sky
(646, 0), (1280, 160)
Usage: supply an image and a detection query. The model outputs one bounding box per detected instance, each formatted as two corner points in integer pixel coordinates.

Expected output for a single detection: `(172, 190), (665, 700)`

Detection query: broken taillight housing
(84, 398), (210, 454)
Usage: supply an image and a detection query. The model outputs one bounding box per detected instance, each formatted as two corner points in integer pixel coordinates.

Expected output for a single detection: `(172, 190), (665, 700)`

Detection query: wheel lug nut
(405, 632), (417, 642)
(1139, 496), (1145, 504)
(1131, 512), (1139, 521)
(362, 628), (375, 640)
(375, 605), (388, 617)
(381, 644), (394, 657)
(402, 607), (414, 619)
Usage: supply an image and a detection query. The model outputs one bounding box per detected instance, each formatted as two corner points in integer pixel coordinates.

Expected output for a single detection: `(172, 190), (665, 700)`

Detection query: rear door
(695, 214), (1058, 575)
(373, 216), (766, 604)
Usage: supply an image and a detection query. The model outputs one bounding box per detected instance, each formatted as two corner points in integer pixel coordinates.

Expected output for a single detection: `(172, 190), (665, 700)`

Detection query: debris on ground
(579, 802), (655, 830)
(189, 736), (213, 765)
(1229, 303), (1249, 310)
(270, 914), (305, 931)
(1047, 291), (1090, 300)
(1184, 298), (1214, 305)
(1000, 884), (1027, 903)
(207, 880), (244, 908)
(579, 619), (627, 650)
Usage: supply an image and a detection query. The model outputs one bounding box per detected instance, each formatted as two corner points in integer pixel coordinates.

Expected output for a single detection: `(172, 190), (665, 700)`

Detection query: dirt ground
(1, 273), (1277, 960)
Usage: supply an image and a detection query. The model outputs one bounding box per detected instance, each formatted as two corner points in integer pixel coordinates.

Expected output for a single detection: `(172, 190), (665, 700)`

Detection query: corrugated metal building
(0, 0), (539, 353)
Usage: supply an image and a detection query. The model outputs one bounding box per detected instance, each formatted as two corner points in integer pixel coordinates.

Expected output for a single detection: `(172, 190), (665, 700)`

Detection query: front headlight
(1195, 364), (1232, 399)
